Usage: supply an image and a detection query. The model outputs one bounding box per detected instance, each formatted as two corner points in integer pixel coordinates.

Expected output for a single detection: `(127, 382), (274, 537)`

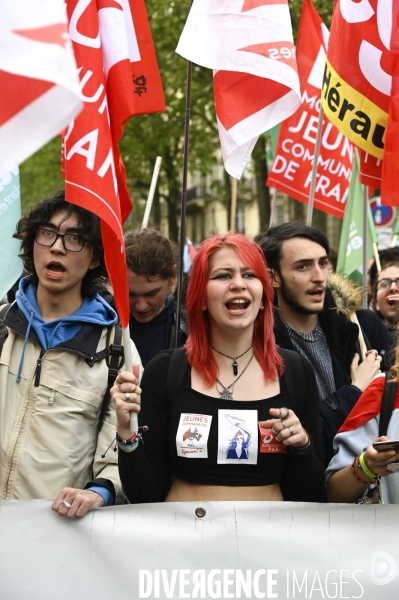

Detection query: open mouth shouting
(225, 298), (251, 313)
(387, 296), (399, 307)
(307, 288), (325, 301)
(45, 261), (66, 278)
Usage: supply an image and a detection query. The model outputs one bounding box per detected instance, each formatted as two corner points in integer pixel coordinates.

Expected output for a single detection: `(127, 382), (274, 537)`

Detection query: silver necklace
(215, 353), (254, 400)
(211, 344), (252, 375)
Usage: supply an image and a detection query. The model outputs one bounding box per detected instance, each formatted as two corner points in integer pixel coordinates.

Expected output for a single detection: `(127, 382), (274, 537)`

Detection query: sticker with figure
(176, 413), (212, 458)
(217, 410), (258, 464)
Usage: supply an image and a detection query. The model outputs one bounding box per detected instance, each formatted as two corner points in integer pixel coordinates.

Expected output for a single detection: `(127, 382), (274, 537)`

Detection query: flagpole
(269, 187), (277, 227)
(174, 44), (193, 349)
(142, 156), (162, 228)
(122, 328), (139, 433)
(306, 107), (324, 226)
(362, 185), (368, 308)
(230, 178), (238, 230)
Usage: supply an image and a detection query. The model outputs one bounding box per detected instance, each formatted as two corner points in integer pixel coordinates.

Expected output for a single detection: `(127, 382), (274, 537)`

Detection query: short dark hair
(124, 228), (177, 280)
(13, 189), (107, 298)
(369, 247), (399, 293)
(255, 222), (330, 273)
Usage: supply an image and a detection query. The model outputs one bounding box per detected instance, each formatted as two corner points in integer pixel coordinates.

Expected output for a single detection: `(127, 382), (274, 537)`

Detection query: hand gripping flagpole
(306, 106), (324, 226)
(175, 23), (193, 349)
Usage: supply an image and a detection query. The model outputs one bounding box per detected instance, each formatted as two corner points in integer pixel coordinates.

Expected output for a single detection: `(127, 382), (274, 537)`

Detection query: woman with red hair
(112, 233), (325, 503)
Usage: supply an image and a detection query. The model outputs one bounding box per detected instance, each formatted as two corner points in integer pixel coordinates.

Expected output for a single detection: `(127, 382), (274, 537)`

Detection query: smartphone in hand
(373, 440), (399, 452)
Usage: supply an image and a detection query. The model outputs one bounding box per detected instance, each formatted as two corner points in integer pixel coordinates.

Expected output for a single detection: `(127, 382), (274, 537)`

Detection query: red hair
(185, 232), (283, 387)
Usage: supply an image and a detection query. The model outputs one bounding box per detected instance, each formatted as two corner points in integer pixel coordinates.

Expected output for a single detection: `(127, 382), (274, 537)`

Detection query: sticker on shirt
(176, 413), (212, 458)
(258, 423), (287, 454)
(217, 410), (258, 464)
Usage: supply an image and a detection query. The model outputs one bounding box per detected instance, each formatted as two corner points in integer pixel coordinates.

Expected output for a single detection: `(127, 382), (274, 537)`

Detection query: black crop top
(119, 349), (325, 503)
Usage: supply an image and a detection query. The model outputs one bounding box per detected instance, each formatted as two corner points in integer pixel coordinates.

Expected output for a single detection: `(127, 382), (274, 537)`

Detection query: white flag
(176, 0), (301, 178)
(0, 0), (82, 172)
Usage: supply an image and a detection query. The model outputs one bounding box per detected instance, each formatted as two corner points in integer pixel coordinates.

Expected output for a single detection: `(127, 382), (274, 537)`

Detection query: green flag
(337, 152), (375, 286)
(262, 124), (281, 165)
(392, 212), (399, 239)
(0, 167), (23, 300)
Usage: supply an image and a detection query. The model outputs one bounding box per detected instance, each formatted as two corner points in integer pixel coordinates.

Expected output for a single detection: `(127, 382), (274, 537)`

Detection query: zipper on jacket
(34, 350), (45, 387)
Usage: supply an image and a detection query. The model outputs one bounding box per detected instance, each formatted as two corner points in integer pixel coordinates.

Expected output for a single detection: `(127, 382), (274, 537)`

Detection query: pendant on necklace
(219, 389), (233, 400)
(233, 361), (238, 376)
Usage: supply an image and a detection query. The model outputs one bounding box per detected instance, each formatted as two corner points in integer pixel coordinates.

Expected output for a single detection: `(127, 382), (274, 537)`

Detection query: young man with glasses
(0, 189), (142, 517)
(374, 266), (399, 329)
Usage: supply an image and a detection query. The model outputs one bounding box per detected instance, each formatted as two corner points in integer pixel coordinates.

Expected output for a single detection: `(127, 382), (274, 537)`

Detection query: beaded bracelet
(351, 457), (371, 486)
(116, 426), (149, 453)
(359, 452), (379, 480)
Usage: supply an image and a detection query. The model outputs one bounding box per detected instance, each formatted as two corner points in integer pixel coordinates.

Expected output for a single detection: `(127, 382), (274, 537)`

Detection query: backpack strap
(166, 348), (188, 407)
(86, 323), (125, 431)
(379, 374), (398, 437)
(0, 303), (11, 358)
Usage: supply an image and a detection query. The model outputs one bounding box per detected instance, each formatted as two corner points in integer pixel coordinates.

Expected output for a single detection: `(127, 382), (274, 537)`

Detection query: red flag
(0, 1), (82, 173)
(64, 0), (164, 328)
(321, 0), (399, 206)
(359, 149), (382, 188)
(267, 0), (353, 218)
(129, 0), (166, 115)
(381, 1), (399, 206)
(176, 0), (300, 179)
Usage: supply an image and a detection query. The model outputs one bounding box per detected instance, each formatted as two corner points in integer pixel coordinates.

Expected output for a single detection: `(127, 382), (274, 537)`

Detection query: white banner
(1, 500), (399, 599)
(0, 167), (22, 300)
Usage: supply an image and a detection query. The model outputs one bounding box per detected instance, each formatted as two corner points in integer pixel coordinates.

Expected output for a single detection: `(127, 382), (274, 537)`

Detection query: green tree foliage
(121, 0), (219, 241)
(19, 137), (64, 215)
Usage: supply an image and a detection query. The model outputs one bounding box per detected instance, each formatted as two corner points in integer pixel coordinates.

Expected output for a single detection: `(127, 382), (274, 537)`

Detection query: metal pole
(174, 57), (193, 348)
(230, 178), (238, 230)
(362, 185), (368, 309)
(306, 106), (324, 226)
(269, 188), (278, 227)
(142, 156), (162, 228)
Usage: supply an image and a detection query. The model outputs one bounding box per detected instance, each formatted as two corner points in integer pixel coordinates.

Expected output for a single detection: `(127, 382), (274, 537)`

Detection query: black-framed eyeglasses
(35, 228), (92, 252)
(376, 277), (399, 291)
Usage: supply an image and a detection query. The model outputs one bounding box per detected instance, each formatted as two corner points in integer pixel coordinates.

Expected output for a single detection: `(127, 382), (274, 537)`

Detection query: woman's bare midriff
(165, 478), (283, 502)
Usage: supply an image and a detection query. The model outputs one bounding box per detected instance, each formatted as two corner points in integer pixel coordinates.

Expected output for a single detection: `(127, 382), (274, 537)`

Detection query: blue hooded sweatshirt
(16, 276), (117, 352)
(14, 277), (118, 506)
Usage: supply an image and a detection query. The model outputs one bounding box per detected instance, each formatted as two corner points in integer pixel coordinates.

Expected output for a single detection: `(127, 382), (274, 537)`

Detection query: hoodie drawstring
(16, 310), (34, 383)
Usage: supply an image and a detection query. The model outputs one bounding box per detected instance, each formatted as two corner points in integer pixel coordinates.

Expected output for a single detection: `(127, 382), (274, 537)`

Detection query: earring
(259, 304), (264, 311)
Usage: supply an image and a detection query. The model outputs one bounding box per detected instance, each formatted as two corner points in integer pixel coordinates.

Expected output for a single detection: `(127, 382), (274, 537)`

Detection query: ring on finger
(125, 392), (131, 403)
(271, 427), (279, 437)
(118, 382), (122, 392)
(132, 384), (137, 393)
(289, 426), (294, 437)
(281, 407), (289, 419)
(62, 500), (72, 510)
(281, 421), (286, 429)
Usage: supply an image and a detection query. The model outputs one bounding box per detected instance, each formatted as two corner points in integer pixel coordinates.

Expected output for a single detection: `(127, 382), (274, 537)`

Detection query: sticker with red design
(258, 423), (287, 454)
(176, 413), (212, 458)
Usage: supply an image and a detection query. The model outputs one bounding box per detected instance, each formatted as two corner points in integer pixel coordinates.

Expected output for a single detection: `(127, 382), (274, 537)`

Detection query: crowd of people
(1, 188), (399, 517)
